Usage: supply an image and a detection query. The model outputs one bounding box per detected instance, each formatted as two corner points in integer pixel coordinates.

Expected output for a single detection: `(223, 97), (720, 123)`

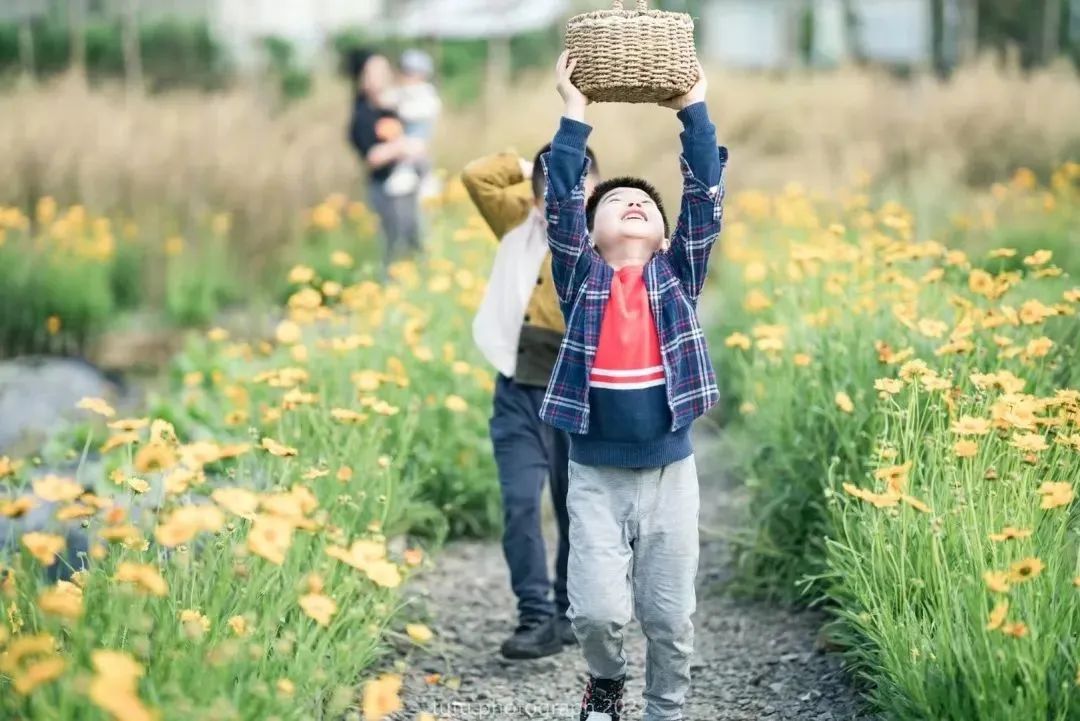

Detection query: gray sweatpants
(567, 456), (700, 721)
(368, 181), (421, 269)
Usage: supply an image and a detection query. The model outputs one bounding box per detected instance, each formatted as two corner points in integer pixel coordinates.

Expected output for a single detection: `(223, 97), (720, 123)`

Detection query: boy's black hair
(531, 143), (600, 201)
(586, 177), (670, 238)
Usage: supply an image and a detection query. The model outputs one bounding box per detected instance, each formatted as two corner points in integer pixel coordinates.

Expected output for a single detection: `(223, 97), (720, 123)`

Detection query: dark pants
(490, 373), (571, 622)
(368, 181), (421, 268)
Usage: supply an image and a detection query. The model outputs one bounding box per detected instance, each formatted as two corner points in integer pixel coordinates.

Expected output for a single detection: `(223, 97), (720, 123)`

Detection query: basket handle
(611, 0), (649, 10)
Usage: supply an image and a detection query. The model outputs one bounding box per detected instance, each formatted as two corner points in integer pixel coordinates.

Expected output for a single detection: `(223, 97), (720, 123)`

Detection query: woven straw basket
(566, 0), (698, 104)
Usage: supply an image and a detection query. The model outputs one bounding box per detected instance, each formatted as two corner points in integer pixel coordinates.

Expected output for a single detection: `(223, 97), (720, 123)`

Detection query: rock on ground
(0, 356), (126, 454)
(380, 430), (880, 720)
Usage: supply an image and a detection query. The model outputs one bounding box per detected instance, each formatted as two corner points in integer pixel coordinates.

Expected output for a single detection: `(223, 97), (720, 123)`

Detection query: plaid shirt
(538, 130), (729, 436)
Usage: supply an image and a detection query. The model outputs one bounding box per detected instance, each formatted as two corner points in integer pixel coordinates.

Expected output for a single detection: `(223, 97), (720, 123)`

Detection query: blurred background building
(1, 0), (1077, 89)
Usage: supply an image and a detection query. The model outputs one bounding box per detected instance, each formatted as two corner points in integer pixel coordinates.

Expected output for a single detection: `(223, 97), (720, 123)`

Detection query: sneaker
(580, 674), (626, 721)
(557, 616), (577, 645)
(499, 616), (562, 660)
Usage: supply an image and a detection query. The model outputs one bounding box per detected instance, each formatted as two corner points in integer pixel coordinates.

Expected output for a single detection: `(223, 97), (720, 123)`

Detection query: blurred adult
(347, 49), (424, 269)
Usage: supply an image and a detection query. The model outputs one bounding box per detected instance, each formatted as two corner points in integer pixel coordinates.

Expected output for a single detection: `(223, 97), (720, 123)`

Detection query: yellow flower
(1037, 481), (1074, 509)
(1023, 249), (1052, 266)
(37, 582), (83, 620)
(127, 477), (151, 494)
(11, 656), (66, 695)
(228, 616), (249, 637)
(403, 548), (424, 566)
(951, 416), (991, 436)
(77, 396), (116, 418)
(953, 440), (978, 458)
(275, 320), (302, 345)
(212, 487), (260, 518)
(32, 475), (83, 503)
(114, 562), (168, 596)
(88, 650), (155, 721)
(792, 353), (812, 367)
(107, 416), (148, 431)
(1001, 621), (1028, 638)
(989, 247), (1017, 259)
(133, 442), (177, 473)
(179, 609), (211, 638)
(841, 483), (900, 509)
(0, 455), (17, 478)
(330, 408), (367, 424)
(300, 593), (338, 626)
(724, 332), (751, 350)
(21, 532), (66, 566)
(444, 395), (468, 413)
(365, 559), (403, 589)
(206, 327), (230, 342)
(985, 600), (1008, 631)
(873, 462), (911, 493)
(874, 378), (903, 395)
(337, 466), (354, 482)
(1008, 557), (1045, 583)
(326, 539), (387, 571)
(287, 265), (316, 284)
(988, 526), (1033, 542)
(406, 623), (434, 643)
(1011, 433), (1048, 453)
(362, 673), (403, 721)
(835, 392), (854, 414)
(331, 250), (354, 268)
(247, 514), (295, 565)
(983, 570), (1010, 593)
(277, 678), (296, 697)
(1025, 337), (1054, 358)
(261, 437), (298, 457)
(100, 431), (139, 453)
(1, 496), (36, 518)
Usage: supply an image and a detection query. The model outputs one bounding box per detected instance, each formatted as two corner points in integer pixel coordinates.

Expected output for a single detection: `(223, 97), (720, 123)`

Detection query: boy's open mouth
(621, 209), (647, 222)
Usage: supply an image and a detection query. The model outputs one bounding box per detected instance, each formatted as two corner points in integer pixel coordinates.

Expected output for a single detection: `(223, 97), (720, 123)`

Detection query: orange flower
(988, 526), (1033, 542)
(37, 582), (83, 620)
(834, 391), (855, 414)
(21, 532), (66, 566)
(983, 570), (1010, 594)
(114, 562), (168, 596)
(985, 600), (1009, 631)
(299, 593), (338, 627)
(261, 437), (298, 458)
(247, 514), (294, 565)
(77, 397), (115, 418)
(32, 475), (83, 503)
(1037, 481), (1074, 509)
(873, 462), (912, 493)
(953, 440), (978, 458)
(362, 673), (403, 721)
(1001, 621), (1028, 638)
(1008, 557), (1045, 583)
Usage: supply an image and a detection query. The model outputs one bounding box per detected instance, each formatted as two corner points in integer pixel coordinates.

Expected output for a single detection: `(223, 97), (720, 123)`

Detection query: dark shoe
(500, 616), (562, 660)
(557, 616), (577, 645)
(580, 674), (626, 721)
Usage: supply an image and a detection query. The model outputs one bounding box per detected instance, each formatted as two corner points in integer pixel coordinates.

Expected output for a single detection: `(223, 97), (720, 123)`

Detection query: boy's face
(591, 187), (665, 254)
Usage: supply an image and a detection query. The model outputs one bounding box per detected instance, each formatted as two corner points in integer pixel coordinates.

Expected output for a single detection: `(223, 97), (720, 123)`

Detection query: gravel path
(384, 430), (877, 720)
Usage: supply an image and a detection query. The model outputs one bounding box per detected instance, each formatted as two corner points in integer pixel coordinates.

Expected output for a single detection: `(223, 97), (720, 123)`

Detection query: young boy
(540, 51), (727, 721)
(462, 142), (601, 659)
(383, 49), (441, 197)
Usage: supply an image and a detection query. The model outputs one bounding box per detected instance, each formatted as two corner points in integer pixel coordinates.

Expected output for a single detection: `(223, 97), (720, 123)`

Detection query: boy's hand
(659, 62), (707, 111)
(556, 50), (589, 121)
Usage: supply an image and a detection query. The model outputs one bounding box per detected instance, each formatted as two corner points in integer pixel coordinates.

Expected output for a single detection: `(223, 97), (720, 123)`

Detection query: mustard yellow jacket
(460, 153), (565, 336)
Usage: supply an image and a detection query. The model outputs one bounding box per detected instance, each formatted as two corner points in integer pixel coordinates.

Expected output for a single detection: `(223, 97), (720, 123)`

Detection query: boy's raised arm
(661, 65), (728, 303)
(461, 153), (533, 239)
(541, 51), (595, 311)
